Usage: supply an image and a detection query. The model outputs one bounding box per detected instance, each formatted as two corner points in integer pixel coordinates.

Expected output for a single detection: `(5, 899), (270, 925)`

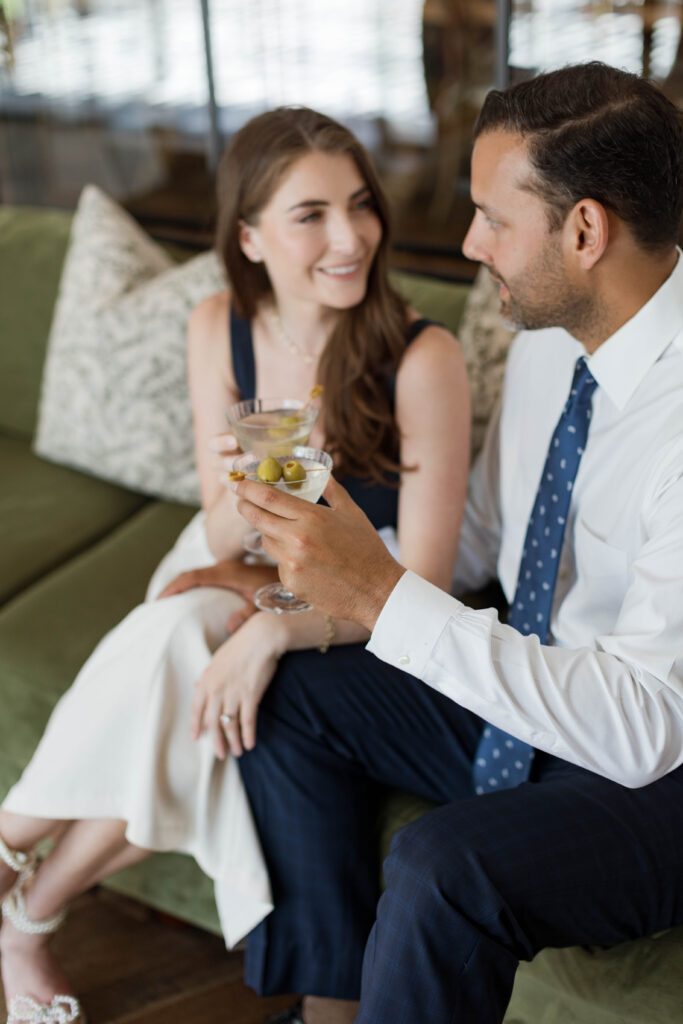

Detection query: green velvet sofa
(1, 204), (681, 1022)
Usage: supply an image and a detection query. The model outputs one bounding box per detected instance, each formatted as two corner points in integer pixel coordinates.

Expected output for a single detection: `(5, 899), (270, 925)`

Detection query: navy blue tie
(472, 356), (598, 795)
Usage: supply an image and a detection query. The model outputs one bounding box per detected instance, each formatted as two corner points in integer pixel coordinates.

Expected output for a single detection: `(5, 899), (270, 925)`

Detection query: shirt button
(398, 654), (411, 666)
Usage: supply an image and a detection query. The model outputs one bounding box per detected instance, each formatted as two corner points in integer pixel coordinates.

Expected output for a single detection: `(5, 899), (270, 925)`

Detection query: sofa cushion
(505, 929), (683, 1024)
(33, 185), (225, 504)
(391, 271), (470, 340)
(0, 436), (148, 604)
(0, 206), (73, 441)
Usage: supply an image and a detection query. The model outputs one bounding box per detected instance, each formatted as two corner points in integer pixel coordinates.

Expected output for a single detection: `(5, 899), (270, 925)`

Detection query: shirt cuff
(366, 569), (465, 677)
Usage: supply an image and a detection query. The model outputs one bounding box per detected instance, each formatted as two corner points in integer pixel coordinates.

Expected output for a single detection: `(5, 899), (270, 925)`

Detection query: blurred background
(1, 0), (682, 277)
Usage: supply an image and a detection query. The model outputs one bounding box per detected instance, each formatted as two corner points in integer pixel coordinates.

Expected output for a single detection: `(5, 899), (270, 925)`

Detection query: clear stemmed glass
(232, 446), (333, 614)
(226, 398), (319, 556)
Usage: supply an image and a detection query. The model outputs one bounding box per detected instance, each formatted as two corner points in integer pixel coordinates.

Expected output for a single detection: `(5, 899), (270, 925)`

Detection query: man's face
(462, 130), (590, 334)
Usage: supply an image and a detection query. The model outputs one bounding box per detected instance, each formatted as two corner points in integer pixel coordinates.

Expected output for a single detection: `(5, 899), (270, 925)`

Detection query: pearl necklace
(270, 309), (324, 366)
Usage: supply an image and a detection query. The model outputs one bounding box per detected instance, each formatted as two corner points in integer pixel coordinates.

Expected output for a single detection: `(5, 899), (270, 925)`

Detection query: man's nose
(462, 212), (488, 264)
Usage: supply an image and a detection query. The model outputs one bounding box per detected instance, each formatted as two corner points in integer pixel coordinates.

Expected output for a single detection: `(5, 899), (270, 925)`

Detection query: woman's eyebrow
(287, 199), (328, 212)
(287, 186), (371, 213)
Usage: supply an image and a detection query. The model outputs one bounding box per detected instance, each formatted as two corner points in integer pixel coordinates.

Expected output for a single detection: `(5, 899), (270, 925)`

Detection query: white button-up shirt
(368, 256), (683, 788)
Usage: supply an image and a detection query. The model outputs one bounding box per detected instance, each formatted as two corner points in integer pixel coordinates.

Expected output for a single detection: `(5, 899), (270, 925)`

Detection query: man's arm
(369, 450), (683, 789)
(234, 461), (683, 790)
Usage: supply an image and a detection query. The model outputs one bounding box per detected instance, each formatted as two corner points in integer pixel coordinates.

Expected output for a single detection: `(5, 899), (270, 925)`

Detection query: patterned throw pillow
(34, 185), (226, 504)
(457, 266), (516, 459)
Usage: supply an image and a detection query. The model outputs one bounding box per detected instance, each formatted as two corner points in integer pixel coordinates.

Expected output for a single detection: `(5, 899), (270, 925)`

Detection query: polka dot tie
(472, 356), (598, 795)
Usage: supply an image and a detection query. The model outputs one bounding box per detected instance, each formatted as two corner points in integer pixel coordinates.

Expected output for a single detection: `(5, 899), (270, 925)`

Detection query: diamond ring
(220, 713), (235, 726)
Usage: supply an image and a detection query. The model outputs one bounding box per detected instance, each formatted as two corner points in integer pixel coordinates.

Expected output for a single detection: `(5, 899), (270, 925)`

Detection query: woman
(0, 107), (470, 1024)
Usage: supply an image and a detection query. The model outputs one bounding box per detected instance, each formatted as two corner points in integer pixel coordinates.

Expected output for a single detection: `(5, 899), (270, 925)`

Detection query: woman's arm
(191, 608), (369, 757)
(187, 293), (252, 559)
(393, 322), (471, 591)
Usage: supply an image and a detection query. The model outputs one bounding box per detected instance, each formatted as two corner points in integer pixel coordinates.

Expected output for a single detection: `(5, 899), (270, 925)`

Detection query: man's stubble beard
(497, 239), (603, 342)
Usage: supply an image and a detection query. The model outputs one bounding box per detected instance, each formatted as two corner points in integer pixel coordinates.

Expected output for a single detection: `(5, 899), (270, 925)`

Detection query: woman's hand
(209, 431), (240, 457)
(190, 612), (287, 759)
(157, 560), (278, 601)
(209, 432), (241, 482)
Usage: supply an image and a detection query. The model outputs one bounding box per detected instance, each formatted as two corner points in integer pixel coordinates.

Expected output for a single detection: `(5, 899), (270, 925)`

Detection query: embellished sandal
(0, 837), (35, 885)
(1, 867), (85, 1024)
(2, 874), (66, 937)
(6, 994), (82, 1023)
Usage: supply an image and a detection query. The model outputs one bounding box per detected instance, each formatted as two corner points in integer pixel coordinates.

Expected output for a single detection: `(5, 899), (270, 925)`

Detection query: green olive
(257, 456), (283, 483)
(267, 413), (301, 441)
(282, 459), (307, 483)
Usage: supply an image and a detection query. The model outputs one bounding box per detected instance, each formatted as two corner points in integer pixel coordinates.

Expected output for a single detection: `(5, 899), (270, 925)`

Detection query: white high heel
(0, 839), (85, 1024)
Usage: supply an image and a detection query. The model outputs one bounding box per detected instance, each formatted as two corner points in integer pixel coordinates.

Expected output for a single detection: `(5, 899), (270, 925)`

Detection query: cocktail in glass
(226, 398), (318, 458)
(232, 446), (333, 614)
(226, 398), (319, 555)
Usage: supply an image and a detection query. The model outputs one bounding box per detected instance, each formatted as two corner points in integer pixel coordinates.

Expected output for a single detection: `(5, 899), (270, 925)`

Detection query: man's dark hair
(474, 62), (683, 250)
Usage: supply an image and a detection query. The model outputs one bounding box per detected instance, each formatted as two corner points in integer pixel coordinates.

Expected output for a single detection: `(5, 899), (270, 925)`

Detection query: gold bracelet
(318, 613), (335, 654)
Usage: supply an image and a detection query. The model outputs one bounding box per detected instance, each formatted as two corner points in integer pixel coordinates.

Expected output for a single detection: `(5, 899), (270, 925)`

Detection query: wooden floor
(0, 889), (295, 1023)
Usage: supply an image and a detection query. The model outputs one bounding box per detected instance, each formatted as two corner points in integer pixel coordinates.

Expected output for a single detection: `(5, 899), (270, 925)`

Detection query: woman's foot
(0, 878), (83, 1023)
(0, 919), (75, 1011)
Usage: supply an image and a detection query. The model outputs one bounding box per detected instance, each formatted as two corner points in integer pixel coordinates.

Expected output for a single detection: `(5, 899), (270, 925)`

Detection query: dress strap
(229, 305), (256, 400)
(404, 316), (440, 344)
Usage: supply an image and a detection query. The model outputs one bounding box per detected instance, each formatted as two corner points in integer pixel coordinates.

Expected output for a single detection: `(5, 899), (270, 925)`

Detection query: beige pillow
(457, 266), (516, 458)
(34, 185), (225, 504)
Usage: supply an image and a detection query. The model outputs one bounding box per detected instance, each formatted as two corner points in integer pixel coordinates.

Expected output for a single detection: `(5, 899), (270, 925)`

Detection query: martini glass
(232, 446), (333, 614)
(226, 398), (319, 556)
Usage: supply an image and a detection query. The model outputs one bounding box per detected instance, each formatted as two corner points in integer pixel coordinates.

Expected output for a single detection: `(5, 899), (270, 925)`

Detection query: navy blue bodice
(229, 307), (434, 531)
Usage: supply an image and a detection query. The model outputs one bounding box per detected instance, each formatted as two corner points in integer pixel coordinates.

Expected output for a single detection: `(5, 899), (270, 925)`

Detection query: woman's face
(239, 150), (383, 312)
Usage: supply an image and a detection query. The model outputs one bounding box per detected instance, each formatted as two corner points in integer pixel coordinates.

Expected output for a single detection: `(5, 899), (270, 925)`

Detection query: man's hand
(233, 475), (405, 631)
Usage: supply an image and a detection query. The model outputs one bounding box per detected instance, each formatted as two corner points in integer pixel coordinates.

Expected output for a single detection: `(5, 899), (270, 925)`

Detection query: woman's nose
(328, 212), (360, 253)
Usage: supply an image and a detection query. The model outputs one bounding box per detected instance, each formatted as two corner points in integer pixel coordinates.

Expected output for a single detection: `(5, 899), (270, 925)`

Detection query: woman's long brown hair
(216, 107), (411, 485)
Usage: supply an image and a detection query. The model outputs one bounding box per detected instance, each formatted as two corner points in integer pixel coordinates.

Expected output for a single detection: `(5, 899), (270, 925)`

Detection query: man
(233, 62), (683, 1024)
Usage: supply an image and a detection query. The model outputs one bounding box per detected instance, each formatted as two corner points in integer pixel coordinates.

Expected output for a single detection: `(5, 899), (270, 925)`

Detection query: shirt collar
(584, 249), (683, 410)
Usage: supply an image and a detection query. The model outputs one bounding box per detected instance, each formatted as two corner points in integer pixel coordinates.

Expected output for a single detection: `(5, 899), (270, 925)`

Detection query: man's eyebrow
(474, 201), (504, 219)
(286, 186), (371, 213)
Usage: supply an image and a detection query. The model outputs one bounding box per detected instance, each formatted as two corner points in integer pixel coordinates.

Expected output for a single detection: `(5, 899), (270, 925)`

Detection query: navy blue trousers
(239, 643), (683, 1023)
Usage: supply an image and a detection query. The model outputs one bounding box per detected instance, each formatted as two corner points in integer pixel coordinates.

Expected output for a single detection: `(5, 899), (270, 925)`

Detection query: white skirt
(3, 511), (273, 947)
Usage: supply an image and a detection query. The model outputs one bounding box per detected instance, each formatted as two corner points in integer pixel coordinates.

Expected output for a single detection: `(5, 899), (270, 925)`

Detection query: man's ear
(564, 199), (609, 270)
(238, 219), (263, 263)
